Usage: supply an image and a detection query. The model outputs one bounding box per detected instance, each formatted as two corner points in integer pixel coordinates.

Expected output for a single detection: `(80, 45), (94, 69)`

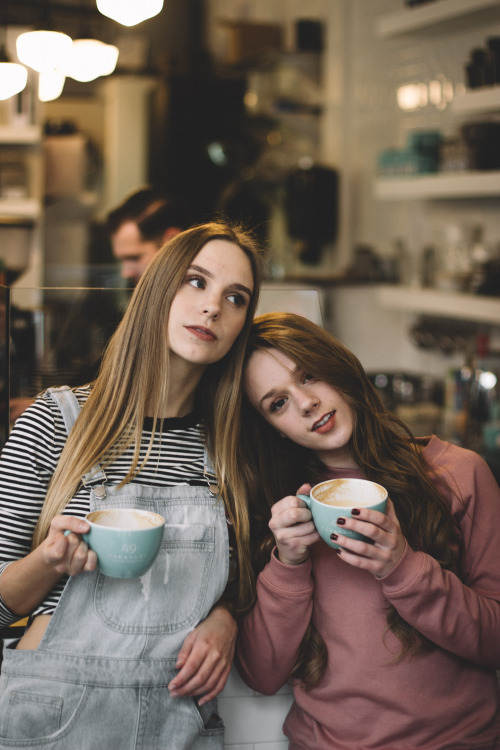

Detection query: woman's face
(244, 347), (357, 469)
(167, 239), (254, 371)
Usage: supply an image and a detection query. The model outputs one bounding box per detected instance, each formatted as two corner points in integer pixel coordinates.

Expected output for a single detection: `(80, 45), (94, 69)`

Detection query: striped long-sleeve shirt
(0, 386), (208, 626)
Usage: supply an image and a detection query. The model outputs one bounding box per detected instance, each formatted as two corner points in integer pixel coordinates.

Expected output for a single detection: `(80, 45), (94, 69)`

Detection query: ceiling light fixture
(16, 29), (73, 73)
(65, 38), (119, 82)
(96, 0), (164, 27)
(0, 44), (28, 100)
(38, 68), (65, 101)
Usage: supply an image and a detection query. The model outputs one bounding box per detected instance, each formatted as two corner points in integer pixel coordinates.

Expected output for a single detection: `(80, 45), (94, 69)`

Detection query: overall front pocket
(94, 524), (215, 634)
(0, 676), (88, 745)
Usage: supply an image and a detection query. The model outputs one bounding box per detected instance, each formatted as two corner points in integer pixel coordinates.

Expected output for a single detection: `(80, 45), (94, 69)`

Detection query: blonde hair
(33, 221), (263, 613)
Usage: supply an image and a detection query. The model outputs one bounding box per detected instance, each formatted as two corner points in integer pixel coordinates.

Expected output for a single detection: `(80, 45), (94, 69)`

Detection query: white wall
(326, 285), (464, 376)
(220, 669), (293, 750)
(344, 0), (500, 269)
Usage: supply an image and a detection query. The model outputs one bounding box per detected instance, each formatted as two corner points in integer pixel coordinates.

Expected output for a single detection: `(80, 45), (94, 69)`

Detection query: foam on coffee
(313, 479), (386, 507)
(88, 509), (164, 530)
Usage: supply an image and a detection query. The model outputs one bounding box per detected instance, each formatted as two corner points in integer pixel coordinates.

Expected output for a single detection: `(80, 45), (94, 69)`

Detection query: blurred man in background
(106, 186), (193, 286)
(9, 187), (193, 424)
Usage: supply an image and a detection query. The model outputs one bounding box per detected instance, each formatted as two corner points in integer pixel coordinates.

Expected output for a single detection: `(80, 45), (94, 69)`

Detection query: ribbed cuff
(379, 542), (428, 596)
(259, 547), (314, 595)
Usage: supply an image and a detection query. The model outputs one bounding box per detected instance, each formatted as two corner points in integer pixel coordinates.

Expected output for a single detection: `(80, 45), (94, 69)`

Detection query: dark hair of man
(106, 185), (193, 241)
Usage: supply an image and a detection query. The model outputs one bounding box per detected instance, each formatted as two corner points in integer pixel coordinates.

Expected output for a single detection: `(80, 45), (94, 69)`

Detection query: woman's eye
(227, 292), (247, 308)
(270, 397), (287, 413)
(302, 373), (314, 384)
(187, 275), (205, 290)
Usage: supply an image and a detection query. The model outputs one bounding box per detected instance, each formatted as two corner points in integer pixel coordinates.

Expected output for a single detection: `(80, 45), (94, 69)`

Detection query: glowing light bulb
(97, 0), (164, 26)
(65, 39), (119, 82)
(16, 30), (72, 73)
(0, 62), (28, 100)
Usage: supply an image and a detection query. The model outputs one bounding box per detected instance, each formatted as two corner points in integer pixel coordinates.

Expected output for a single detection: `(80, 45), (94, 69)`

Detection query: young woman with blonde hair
(237, 311), (500, 750)
(0, 221), (262, 749)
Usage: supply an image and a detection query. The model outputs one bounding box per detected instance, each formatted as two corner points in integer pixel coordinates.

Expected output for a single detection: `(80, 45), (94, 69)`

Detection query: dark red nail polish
(337, 517), (346, 525)
(330, 533), (338, 541)
(351, 508), (361, 516)
(335, 549), (341, 555)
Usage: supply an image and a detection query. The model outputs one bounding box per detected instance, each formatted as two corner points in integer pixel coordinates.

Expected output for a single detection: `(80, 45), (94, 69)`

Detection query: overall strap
(46, 386), (107, 496)
(203, 442), (220, 497)
(204, 441), (236, 585)
(46, 385), (81, 435)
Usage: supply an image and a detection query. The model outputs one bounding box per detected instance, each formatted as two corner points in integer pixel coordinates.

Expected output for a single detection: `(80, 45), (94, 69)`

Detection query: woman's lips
(312, 411), (336, 433)
(185, 325), (217, 342)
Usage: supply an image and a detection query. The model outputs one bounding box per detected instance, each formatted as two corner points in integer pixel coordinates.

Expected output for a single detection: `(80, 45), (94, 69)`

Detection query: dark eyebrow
(189, 263), (253, 298)
(189, 263), (213, 278)
(258, 364), (301, 408)
(259, 388), (277, 408)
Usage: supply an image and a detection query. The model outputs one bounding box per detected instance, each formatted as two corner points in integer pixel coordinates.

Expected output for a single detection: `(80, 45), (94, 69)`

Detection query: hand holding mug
(269, 484), (321, 566)
(298, 478), (406, 577)
(44, 515), (97, 576)
(332, 498), (407, 578)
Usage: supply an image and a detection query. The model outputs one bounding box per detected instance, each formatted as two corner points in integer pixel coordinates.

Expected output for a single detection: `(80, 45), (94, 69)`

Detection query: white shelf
(375, 171), (500, 200)
(0, 125), (42, 145)
(376, 0), (500, 38)
(451, 86), (500, 114)
(376, 285), (500, 325)
(0, 199), (41, 219)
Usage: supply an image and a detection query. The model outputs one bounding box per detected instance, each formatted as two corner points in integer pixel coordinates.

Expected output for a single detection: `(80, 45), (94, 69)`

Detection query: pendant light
(0, 1), (28, 100)
(96, 0), (164, 27)
(16, 30), (73, 73)
(65, 2), (119, 83)
(0, 42), (28, 101)
(65, 38), (119, 82)
(38, 68), (65, 102)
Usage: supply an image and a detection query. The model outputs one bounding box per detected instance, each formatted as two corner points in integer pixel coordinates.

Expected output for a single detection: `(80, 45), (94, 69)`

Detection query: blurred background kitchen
(1, 1), (500, 746)
(3, 0), (500, 476)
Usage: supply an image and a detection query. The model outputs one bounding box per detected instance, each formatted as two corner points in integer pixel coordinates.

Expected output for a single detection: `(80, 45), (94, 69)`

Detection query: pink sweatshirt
(236, 437), (500, 749)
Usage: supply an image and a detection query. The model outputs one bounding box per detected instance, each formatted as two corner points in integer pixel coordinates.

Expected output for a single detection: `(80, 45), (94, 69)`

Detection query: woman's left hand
(333, 498), (406, 578)
(168, 604), (237, 704)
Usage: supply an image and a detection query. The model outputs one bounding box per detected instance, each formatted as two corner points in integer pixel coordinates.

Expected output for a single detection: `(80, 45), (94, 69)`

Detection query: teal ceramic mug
(82, 508), (165, 578)
(298, 478), (388, 550)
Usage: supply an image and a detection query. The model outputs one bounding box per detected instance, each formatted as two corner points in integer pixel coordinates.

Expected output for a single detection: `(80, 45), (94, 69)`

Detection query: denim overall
(0, 387), (229, 749)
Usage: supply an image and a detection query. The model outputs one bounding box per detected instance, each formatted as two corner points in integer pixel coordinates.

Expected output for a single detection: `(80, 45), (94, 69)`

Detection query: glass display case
(1, 283), (324, 449)
(2, 284), (133, 448)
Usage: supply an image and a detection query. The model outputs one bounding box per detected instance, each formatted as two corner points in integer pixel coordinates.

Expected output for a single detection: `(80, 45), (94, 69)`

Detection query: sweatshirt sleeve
(380, 445), (500, 668)
(235, 550), (314, 694)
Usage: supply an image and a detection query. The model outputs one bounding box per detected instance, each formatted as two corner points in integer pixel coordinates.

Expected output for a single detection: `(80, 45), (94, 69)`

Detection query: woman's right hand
(41, 516), (98, 576)
(269, 484), (320, 566)
(0, 516), (98, 618)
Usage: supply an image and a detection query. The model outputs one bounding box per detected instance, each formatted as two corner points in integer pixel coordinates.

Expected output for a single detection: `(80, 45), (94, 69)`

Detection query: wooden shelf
(376, 0), (500, 39)
(376, 285), (500, 325)
(374, 171), (500, 200)
(451, 86), (500, 114)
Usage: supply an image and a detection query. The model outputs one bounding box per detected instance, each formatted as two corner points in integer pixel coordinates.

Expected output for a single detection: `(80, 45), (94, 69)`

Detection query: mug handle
(297, 493), (311, 508)
(63, 529), (90, 544)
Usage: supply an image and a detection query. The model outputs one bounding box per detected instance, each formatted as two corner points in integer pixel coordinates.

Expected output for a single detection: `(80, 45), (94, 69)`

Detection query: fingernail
(337, 517), (346, 525)
(351, 508), (361, 516)
(330, 533), (338, 541)
(335, 549), (341, 555)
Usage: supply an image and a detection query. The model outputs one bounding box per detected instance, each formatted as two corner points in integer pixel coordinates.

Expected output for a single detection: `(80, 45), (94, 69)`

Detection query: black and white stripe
(0, 387), (207, 626)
